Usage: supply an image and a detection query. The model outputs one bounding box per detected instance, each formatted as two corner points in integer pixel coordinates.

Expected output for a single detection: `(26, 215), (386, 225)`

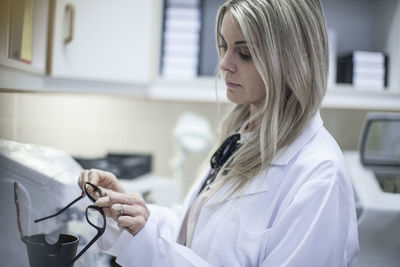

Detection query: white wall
(0, 92), (225, 192)
(0, 91), (369, 194)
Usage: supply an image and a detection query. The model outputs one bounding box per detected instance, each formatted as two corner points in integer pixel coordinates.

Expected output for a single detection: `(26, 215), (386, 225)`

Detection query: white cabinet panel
(49, 0), (157, 84)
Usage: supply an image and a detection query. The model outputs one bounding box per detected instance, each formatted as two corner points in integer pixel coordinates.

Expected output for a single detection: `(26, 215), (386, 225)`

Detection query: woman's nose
(220, 52), (236, 73)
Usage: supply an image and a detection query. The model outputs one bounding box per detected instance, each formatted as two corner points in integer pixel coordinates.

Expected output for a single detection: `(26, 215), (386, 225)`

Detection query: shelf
(149, 78), (400, 111)
(322, 0), (400, 92)
(1, 65), (398, 111)
(0, 65), (148, 94)
(324, 85), (400, 111)
(0, 57), (45, 75)
(153, 0), (400, 111)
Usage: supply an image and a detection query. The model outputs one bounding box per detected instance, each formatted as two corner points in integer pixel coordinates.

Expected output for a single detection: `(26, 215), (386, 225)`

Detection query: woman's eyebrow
(218, 33), (247, 45)
(234, 40), (247, 45)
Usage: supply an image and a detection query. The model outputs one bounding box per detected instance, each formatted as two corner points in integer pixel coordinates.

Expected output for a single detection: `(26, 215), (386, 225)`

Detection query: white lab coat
(98, 113), (359, 267)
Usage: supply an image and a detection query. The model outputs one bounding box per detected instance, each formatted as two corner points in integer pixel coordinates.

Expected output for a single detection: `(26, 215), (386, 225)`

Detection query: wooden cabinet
(48, 0), (160, 85)
(0, 0), (9, 59)
(0, 0), (49, 74)
(0, 0), (161, 90)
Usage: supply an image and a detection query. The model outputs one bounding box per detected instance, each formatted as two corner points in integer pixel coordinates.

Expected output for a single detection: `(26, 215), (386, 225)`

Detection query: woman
(79, 0), (359, 266)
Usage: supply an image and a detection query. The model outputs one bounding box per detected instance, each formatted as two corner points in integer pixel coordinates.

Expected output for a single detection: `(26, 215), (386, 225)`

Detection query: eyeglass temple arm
(66, 206), (106, 267)
(66, 230), (103, 267)
(34, 194), (85, 223)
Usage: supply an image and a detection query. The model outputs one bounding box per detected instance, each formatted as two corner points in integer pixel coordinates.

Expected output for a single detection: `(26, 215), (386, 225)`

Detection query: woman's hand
(78, 169), (125, 194)
(95, 190), (150, 236)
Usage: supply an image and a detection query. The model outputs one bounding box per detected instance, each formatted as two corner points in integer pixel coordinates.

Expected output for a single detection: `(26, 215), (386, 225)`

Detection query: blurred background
(0, 0), (400, 266)
(1, 0), (398, 193)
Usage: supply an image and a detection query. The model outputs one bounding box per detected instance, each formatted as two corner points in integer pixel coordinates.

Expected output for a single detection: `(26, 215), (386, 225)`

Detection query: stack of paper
(337, 50), (388, 90)
(161, 0), (201, 79)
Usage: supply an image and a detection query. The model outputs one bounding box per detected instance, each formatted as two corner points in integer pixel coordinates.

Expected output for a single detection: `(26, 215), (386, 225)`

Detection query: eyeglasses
(198, 133), (241, 194)
(34, 182), (106, 266)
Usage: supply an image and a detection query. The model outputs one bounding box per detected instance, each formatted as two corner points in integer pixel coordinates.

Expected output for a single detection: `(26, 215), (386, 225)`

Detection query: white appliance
(0, 139), (109, 267)
(0, 139), (183, 267)
(344, 112), (400, 267)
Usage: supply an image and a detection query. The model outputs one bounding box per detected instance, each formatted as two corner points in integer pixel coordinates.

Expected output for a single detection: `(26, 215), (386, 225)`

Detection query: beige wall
(0, 91), (370, 193)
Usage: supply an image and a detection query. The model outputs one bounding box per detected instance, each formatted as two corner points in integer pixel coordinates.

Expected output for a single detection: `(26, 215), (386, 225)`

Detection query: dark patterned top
(198, 133), (241, 194)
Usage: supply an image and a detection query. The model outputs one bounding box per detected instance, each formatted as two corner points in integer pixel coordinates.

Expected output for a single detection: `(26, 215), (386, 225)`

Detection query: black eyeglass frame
(34, 182), (106, 266)
(34, 181), (102, 223)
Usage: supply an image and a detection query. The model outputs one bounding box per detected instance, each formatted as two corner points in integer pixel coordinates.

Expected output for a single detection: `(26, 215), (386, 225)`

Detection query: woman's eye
(239, 52), (252, 61)
(219, 44), (227, 52)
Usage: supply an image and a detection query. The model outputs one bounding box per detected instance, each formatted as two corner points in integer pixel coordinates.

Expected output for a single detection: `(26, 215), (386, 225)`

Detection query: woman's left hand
(95, 190), (150, 236)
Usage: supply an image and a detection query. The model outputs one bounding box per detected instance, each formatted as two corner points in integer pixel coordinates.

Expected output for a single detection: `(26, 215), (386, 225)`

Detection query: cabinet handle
(64, 4), (75, 44)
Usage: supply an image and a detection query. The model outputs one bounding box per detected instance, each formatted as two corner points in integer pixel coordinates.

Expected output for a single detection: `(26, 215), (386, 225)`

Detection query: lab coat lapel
(203, 112), (323, 206)
(192, 112), (325, 244)
(202, 170), (269, 209)
(183, 169), (211, 209)
(176, 170), (211, 244)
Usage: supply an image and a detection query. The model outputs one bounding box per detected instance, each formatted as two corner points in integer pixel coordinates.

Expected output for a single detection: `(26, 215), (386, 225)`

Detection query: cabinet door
(49, 0), (157, 84)
(0, 0), (9, 59)
(0, 0), (48, 74)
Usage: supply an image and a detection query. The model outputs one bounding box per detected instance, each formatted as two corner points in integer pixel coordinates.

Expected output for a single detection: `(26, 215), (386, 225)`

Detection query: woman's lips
(226, 81), (241, 88)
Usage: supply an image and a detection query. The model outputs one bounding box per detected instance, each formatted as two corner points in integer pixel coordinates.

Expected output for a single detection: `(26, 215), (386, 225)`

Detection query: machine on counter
(345, 112), (400, 267)
(0, 139), (182, 266)
(0, 139), (111, 267)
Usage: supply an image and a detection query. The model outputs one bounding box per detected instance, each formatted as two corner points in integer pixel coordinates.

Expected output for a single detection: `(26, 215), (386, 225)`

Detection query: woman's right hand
(78, 169), (125, 195)
(95, 190), (150, 235)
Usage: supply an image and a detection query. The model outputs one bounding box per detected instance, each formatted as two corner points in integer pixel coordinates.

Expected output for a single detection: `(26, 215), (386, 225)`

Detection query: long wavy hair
(208, 0), (329, 197)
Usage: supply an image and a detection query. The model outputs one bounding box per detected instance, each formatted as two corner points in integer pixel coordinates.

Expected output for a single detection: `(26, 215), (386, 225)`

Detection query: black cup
(24, 234), (79, 267)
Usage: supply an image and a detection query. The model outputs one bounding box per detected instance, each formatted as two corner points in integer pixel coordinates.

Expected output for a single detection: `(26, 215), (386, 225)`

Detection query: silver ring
(118, 204), (124, 215)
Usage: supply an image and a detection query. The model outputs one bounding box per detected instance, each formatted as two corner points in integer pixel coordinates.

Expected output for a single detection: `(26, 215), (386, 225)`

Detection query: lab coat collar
(271, 112), (323, 166)
(240, 112), (323, 166)
(196, 112), (323, 205)
(213, 112), (323, 202)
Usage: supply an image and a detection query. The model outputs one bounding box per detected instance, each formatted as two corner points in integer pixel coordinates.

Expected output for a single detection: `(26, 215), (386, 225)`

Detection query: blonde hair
(209, 0), (329, 197)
